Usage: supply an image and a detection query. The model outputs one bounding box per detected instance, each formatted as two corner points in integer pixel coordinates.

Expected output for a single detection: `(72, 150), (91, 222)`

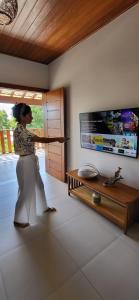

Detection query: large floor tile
(0, 207), (13, 220)
(52, 210), (118, 267)
(77, 206), (122, 235)
(0, 272), (7, 300)
(0, 183), (17, 199)
(0, 165), (16, 183)
(0, 233), (78, 300)
(47, 271), (103, 300)
(0, 213), (75, 256)
(0, 197), (16, 219)
(0, 221), (48, 256)
(82, 237), (139, 300)
(39, 197), (86, 231)
(44, 182), (68, 201)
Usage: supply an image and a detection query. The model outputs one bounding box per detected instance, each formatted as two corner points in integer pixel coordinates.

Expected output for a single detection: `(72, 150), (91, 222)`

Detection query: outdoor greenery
(0, 105), (43, 129)
(0, 110), (16, 129)
(28, 105), (44, 129)
(0, 105), (44, 154)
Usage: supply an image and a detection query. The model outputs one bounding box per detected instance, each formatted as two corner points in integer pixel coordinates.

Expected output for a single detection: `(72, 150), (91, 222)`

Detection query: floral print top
(13, 123), (35, 155)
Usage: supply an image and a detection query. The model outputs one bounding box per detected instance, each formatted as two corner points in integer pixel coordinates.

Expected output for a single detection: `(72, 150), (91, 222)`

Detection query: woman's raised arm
(31, 136), (69, 144)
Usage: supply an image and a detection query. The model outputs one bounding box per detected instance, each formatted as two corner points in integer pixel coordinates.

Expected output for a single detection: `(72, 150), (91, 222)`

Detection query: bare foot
(44, 207), (56, 213)
(14, 221), (30, 228)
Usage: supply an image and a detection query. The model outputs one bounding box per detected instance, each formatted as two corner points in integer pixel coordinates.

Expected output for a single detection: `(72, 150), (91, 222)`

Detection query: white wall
(0, 53), (48, 89)
(48, 3), (139, 188)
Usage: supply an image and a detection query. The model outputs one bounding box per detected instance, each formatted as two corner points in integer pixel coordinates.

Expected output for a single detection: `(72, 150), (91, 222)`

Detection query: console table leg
(68, 176), (70, 196)
(124, 227), (127, 235)
(124, 206), (128, 234)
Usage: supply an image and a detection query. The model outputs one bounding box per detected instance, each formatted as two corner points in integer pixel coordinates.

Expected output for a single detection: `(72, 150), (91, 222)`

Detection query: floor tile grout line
(0, 213), (86, 259)
(51, 224), (120, 270)
(44, 209), (89, 232)
(78, 235), (135, 300)
(0, 238), (31, 259)
(78, 237), (123, 300)
(0, 228), (78, 300)
(119, 233), (139, 255)
(0, 205), (87, 258)
(80, 267), (105, 300)
(0, 180), (17, 186)
(47, 207), (118, 235)
(0, 224), (127, 300)
(0, 268), (8, 300)
(0, 225), (46, 258)
(50, 230), (81, 268)
(82, 235), (121, 269)
(50, 230), (105, 300)
(38, 207), (122, 264)
(48, 231), (84, 295)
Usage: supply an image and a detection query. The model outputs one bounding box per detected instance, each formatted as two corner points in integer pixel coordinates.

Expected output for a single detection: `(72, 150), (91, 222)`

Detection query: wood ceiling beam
(0, 82), (48, 93)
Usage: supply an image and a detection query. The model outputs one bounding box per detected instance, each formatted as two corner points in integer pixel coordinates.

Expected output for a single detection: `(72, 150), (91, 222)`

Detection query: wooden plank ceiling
(0, 0), (138, 64)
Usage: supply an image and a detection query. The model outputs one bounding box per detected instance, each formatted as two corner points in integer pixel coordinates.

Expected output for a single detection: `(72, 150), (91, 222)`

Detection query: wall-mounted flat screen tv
(80, 108), (139, 158)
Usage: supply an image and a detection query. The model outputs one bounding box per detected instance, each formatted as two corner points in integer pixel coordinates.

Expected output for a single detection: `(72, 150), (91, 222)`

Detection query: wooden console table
(67, 169), (139, 234)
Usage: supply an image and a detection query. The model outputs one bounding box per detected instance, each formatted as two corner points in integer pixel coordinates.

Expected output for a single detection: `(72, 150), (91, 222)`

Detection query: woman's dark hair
(12, 103), (31, 122)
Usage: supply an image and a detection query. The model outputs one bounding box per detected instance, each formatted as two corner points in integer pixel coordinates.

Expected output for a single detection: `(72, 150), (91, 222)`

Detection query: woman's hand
(57, 137), (70, 143)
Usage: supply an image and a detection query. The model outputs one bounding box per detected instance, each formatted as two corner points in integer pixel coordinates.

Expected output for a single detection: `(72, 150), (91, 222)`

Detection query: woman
(12, 103), (67, 228)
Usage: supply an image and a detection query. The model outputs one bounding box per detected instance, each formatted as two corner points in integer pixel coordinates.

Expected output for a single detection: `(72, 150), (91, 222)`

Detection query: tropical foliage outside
(0, 105), (44, 153)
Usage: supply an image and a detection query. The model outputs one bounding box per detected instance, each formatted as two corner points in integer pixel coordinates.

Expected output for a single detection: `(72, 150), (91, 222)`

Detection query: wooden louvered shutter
(44, 88), (66, 182)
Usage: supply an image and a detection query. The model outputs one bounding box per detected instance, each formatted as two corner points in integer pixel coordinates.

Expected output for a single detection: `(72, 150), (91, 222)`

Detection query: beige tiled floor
(0, 152), (139, 300)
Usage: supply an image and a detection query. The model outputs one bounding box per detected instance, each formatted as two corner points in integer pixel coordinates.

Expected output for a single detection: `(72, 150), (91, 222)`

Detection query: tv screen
(80, 108), (139, 158)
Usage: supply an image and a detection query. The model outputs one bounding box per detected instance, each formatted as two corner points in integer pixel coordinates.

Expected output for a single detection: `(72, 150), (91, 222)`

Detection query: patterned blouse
(13, 123), (35, 156)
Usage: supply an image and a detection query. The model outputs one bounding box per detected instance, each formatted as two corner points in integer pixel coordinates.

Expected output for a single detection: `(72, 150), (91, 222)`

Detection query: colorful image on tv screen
(80, 108), (139, 158)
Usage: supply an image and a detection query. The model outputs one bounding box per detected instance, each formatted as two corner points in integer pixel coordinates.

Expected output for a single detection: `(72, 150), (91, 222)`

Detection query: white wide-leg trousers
(14, 154), (48, 223)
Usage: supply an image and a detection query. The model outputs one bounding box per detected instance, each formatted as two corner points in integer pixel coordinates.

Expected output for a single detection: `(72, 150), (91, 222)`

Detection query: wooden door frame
(43, 88), (67, 182)
(0, 84), (67, 181)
